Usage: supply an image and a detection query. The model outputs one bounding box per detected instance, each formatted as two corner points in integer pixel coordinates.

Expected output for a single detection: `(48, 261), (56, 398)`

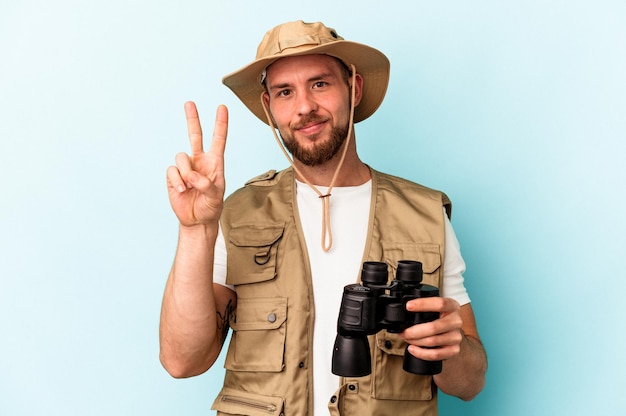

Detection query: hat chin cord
(260, 64), (357, 252)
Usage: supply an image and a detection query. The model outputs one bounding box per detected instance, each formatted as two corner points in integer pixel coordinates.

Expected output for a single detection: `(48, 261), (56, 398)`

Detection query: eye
(276, 89), (292, 98)
(313, 81), (328, 89)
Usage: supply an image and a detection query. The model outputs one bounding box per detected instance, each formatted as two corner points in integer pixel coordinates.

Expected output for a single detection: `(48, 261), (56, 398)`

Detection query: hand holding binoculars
(331, 260), (442, 377)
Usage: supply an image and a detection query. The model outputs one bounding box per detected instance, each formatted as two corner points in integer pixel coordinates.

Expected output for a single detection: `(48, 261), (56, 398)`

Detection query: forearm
(434, 332), (487, 401)
(159, 222), (225, 377)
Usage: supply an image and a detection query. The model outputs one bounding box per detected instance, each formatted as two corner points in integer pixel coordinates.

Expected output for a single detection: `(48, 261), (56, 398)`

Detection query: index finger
(406, 297), (458, 313)
(185, 101), (203, 155)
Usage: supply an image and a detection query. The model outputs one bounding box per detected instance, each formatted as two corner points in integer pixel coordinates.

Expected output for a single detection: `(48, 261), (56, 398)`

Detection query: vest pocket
(371, 331), (434, 400)
(370, 243), (440, 400)
(212, 387), (285, 415)
(225, 297), (287, 372)
(381, 242), (442, 287)
(226, 224), (284, 285)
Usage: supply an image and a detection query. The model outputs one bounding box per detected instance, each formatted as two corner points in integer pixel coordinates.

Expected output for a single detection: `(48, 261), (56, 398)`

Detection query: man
(160, 20), (487, 415)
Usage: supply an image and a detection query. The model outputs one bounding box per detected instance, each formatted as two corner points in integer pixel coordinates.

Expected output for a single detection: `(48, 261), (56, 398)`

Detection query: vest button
(267, 313), (277, 323)
(330, 395), (337, 404)
(384, 340), (392, 349)
(348, 384), (356, 391)
(299, 361), (304, 368)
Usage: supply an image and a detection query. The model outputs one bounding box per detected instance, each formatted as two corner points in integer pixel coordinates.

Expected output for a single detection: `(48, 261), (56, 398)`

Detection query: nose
(295, 90), (318, 116)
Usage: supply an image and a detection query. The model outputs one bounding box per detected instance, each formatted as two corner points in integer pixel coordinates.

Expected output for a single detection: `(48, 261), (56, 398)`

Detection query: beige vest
(212, 167), (450, 416)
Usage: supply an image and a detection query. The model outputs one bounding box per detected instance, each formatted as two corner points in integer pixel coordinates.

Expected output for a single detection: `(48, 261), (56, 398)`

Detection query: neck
(292, 148), (371, 187)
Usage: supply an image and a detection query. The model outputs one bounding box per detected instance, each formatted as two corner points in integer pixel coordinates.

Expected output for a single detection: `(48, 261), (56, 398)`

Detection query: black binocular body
(331, 260), (442, 377)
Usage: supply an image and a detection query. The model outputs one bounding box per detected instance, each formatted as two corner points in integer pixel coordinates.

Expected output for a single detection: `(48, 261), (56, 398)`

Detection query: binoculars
(331, 260), (442, 377)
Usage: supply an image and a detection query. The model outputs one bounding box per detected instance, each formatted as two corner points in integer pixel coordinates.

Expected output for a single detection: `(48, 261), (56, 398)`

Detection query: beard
(280, 115), (349, 167)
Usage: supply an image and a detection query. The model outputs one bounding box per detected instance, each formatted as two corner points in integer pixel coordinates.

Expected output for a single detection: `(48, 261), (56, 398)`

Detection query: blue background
(1, 1), (624, 415)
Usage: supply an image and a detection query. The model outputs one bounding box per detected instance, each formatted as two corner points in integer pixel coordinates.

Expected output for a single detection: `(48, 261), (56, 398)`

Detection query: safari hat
(222, 20), (390, 124)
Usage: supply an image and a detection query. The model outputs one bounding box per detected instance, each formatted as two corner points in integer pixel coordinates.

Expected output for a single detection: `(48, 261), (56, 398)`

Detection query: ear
(352, 74), (364, 107)
(261, 91), (278, 126)
(262, 91), (270, 108)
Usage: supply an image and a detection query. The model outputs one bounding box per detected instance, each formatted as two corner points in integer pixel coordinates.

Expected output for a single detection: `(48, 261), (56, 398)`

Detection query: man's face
(263, 54), (361, 167)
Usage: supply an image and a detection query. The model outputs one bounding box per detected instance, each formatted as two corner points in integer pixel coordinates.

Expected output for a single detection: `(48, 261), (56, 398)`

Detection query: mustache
(290, 114), (328, 130)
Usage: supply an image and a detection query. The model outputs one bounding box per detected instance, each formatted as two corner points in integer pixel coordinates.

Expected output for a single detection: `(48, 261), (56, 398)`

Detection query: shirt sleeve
(442, 209), (471, 305)
(213, 224), (232, 289)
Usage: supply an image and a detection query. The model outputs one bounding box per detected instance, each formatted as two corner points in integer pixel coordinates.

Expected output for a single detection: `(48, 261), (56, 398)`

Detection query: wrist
(178, 221), (219, 241)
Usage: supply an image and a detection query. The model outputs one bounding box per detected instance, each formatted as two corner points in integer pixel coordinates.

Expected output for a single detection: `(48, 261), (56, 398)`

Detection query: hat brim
(222, 40), (390, 125)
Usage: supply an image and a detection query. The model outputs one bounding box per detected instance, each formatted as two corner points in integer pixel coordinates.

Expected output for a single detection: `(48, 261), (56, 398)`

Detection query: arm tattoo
(216, 299), (234, 345)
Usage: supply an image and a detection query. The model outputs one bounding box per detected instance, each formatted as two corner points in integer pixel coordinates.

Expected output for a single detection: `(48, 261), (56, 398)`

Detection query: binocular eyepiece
(331, 260), (442, 377)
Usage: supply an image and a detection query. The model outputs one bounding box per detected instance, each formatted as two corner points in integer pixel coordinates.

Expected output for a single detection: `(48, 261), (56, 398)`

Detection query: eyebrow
(267, 72), (335, 91)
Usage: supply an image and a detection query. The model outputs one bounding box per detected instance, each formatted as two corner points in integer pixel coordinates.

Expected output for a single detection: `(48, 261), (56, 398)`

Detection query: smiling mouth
(297, 121), (326, 135)
(294, 116), (329, 136)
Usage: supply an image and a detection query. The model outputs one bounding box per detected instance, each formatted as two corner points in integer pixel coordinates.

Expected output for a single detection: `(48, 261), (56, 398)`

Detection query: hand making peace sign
(166, 102), (228, 227)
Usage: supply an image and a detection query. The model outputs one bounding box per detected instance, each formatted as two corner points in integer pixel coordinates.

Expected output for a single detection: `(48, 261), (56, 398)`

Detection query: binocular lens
(331, 335), (371, 377)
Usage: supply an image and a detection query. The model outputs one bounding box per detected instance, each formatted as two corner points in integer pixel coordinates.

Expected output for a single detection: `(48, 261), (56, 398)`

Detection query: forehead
(264, 54), (343, 81)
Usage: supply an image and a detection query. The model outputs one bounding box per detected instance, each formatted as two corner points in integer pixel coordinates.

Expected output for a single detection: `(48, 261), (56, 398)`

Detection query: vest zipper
(220, 395), (278, 413)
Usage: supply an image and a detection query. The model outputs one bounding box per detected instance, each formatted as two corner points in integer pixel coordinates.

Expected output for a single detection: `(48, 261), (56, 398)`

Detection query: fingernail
(178, 185), (185, 193)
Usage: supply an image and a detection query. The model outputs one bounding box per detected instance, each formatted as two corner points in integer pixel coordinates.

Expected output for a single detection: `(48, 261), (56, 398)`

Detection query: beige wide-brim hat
(222, 20), (390, 125)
